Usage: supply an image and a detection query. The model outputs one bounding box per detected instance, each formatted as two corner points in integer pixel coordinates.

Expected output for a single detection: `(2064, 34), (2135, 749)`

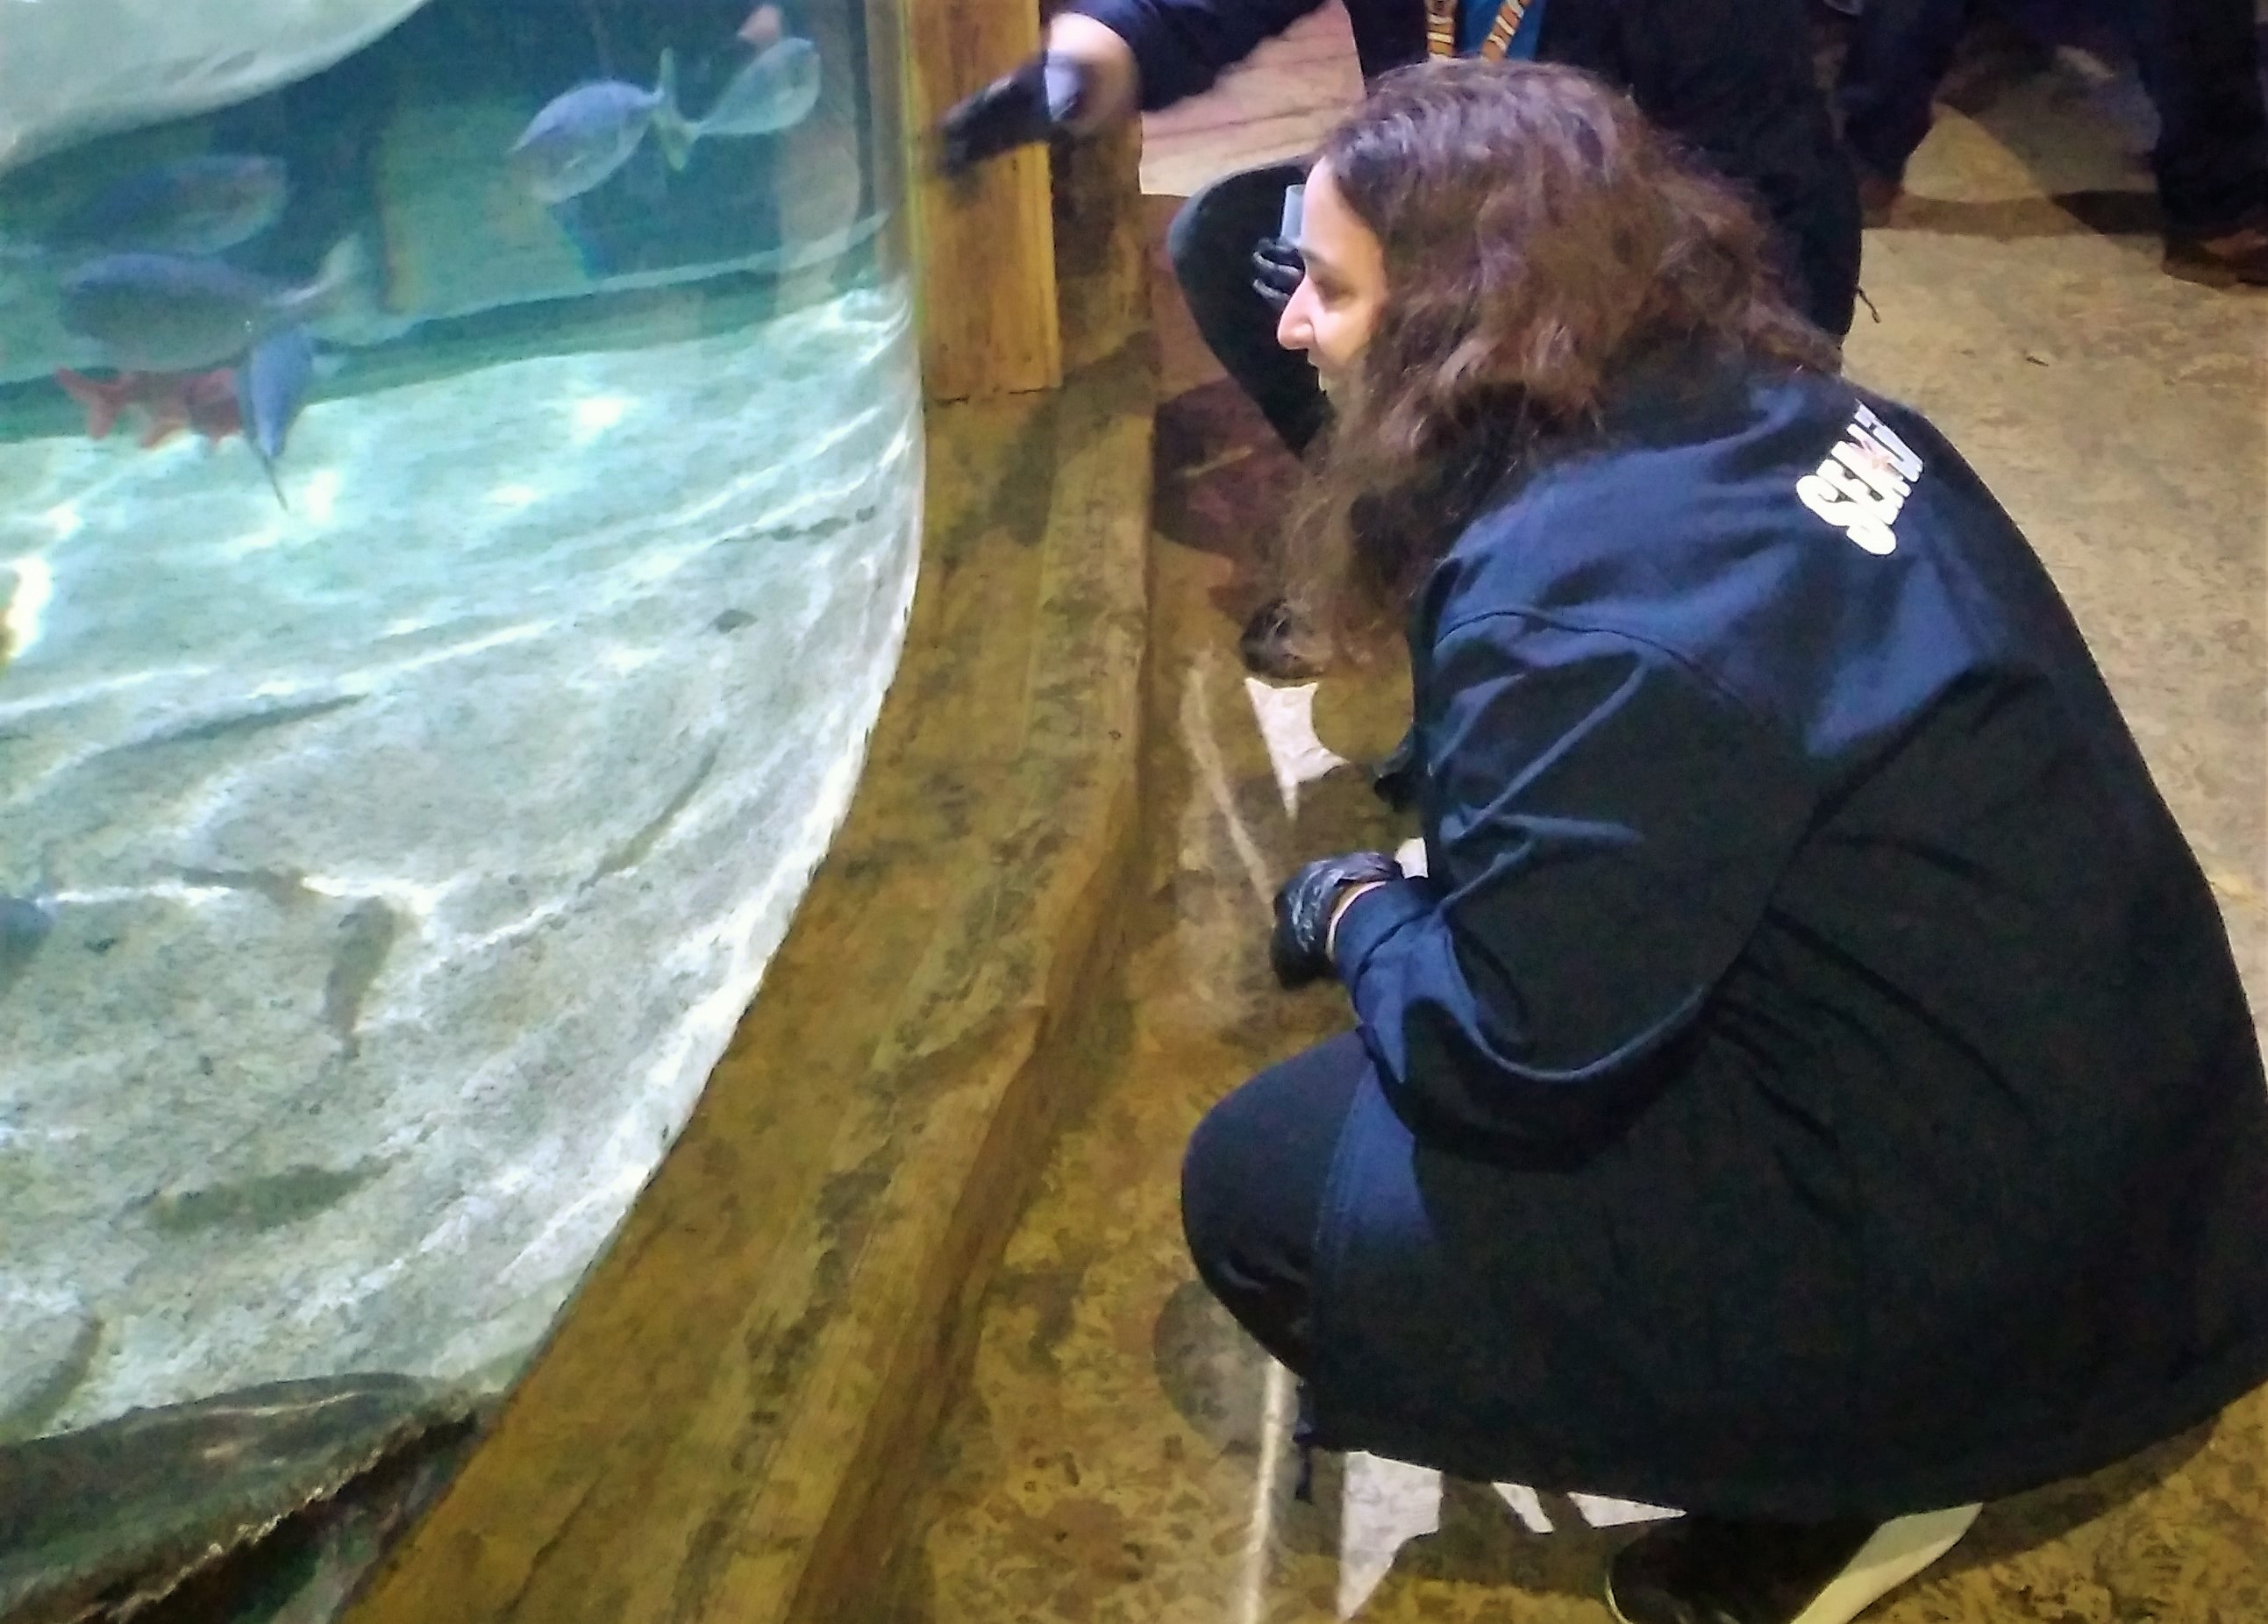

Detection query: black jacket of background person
(1299, 349), (2268, 1517)
(1071, 0), (1865, 336)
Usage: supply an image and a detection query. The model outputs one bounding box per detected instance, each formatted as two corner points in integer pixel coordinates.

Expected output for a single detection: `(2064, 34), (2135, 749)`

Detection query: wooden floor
(1138, 5), (1363, 199)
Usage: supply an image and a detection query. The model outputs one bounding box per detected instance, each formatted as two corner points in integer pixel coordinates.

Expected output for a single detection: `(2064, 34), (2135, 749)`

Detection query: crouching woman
(1180, 58), (2268, 1624)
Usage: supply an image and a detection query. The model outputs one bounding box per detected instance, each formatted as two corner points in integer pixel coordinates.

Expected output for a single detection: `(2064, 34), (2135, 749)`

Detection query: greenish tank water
(0, 2), (920, 1610)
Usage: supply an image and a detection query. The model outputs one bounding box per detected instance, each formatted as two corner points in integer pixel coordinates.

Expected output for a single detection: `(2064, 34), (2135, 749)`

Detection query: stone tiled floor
(879, 14), (2267, 1623)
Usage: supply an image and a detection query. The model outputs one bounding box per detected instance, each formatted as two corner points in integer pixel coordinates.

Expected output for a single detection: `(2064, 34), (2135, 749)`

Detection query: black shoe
(1237, 597), (1325, 680)
(1855, 170), (1902, 229)
(1371, 725), (1418, 810)
(1605, 1505), (1978, 1624)
(2165, 220), (2268, 288)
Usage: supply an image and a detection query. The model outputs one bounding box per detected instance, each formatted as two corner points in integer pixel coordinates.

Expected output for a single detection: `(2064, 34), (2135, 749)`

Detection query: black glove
(1250, 236), (1303, 314)
(1270, 850), (1402, 989)
(1371, 725), (1419, 811)
(937, 53), (1090, 176)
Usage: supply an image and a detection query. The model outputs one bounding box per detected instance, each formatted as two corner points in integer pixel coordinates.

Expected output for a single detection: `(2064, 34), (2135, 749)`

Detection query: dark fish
(35, 155), (289, 260)
(142, 1157), (389, 1236)
(0, 892), (53, 1000)
(588, 740), (719, 885)
(509, 49), (690, 203)
(60, 238), (359, 374)
(235, 325), (317, 509)
(695, 37), (822, 139)
(133, 692), (361, 750)
(322, 898), (398, 1058)
(175, 865), (311, 908)
(0, 1308), (100, 1445)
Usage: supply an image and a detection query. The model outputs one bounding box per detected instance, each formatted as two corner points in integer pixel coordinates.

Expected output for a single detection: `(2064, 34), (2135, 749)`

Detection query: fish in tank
(0, 154), (291, 261)
(506, 33), (824, 203)
(0, 0), (922, 1608)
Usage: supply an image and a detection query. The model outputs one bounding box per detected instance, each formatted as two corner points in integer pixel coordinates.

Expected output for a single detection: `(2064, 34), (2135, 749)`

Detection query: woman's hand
(1270, 851), (1402, 988)
(1251, 237), (1303, 315)
(935, 16), (1139, 176)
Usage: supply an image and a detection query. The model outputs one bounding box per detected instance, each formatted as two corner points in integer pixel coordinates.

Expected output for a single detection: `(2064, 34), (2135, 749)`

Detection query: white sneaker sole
(1607, 1503), (1981, 1624)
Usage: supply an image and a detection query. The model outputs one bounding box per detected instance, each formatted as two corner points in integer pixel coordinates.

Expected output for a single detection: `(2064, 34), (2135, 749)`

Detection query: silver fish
(0, 155), (288, 267)
(509, 48), (691, 203)
(235, 324), (317, 509)
(695, 37), (822, 139)
(51, 155), (287, 258)
(59, 237), (360, 374)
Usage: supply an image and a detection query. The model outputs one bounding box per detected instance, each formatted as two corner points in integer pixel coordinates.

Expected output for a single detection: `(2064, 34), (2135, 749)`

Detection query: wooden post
(1051, 116), (1147, 374)
(896, 0), (1063, 402)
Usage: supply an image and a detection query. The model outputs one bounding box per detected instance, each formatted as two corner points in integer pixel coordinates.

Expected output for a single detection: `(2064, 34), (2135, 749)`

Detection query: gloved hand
(1270, 850), (1403, 989)
(1251, 236), (1304, 315)
(1371, 725), (1419, 811)
(937, 53), (1091, 175)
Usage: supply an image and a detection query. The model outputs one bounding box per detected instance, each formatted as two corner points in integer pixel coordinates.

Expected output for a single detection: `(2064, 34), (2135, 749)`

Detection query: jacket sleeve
(1065, 0), (1332, 110)
(1330, 612), (1814, 1153)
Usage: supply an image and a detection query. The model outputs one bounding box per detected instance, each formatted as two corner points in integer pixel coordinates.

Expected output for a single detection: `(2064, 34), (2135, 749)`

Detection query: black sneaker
(1605, 1505), (1979, 1624)
(2165, 220), (2268, 288)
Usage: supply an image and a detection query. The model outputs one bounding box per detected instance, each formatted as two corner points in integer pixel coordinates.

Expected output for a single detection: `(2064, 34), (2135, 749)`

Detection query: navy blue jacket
(1306, 353), (2268, 1516)
(1071, 0), (1863, 334)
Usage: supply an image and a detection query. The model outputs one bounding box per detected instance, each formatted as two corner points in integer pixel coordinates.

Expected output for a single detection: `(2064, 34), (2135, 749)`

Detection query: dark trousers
(1837, 0), (2268, 236)
(1182, 1038), (1936, 1536)
(1836, 0), (1974, 184)
(1166, 160), (1331, 457)
(1180, 1031), (1368, 1374)
(1168, 153), (1858, 459)
(2132, 0), (2268, 235)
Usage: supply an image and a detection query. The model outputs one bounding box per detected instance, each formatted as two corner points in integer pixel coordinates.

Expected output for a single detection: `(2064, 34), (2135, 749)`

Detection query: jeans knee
(1179, 1099), (1235, 1263)
(1164, 193), (1222, 306)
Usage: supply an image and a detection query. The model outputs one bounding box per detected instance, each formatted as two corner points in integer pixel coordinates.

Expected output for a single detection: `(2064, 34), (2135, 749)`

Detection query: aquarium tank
(0, 0), (922, 1609)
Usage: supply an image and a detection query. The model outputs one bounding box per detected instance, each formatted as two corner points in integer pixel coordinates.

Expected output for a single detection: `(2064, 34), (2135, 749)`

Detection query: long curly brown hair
(1280, 59), (1840, 658)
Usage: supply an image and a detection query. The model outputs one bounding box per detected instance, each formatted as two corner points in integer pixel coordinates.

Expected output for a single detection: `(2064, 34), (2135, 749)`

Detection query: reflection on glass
(0, 0), (920, 1599)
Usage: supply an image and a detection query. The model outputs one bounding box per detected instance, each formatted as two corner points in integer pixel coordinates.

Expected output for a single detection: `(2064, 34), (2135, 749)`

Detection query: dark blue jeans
(2132, 0), (2268, 234)
(1837, 0), (2268, 237)
(1180, 1031), (1368, 1374)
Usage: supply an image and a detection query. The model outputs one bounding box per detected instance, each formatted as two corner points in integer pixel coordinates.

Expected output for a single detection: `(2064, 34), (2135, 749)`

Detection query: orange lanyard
(1424, 0), (1533, 60)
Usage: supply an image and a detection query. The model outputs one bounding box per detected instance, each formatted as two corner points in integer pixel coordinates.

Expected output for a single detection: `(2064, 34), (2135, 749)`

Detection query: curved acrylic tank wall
(0, 0), (921, 1462)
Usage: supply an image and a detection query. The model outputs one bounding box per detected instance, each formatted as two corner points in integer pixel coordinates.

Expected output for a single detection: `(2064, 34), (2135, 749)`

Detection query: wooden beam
(897, 0), (1063, 401)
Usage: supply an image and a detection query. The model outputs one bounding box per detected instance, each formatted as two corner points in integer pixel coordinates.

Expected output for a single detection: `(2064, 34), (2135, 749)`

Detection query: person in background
(1831, 0), (2268, 283)
(1823, 0), (1970, 219)
(935, 0), (1863, 460)
(1180, 58), (2268, 1624)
